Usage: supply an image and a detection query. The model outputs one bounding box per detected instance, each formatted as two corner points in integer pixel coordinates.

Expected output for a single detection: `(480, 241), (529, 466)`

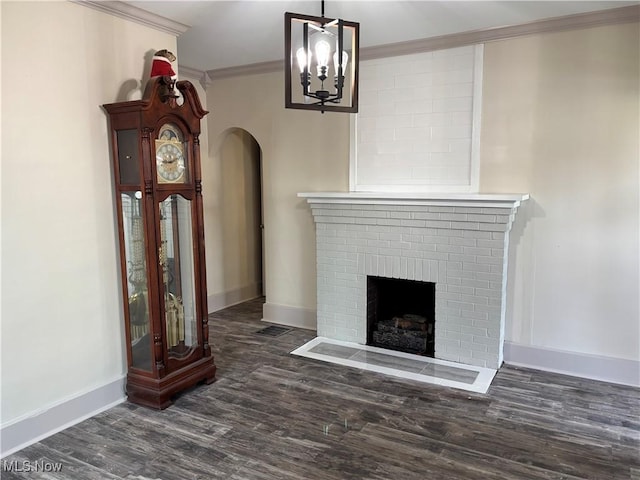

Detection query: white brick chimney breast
(299, 192), (528, 370)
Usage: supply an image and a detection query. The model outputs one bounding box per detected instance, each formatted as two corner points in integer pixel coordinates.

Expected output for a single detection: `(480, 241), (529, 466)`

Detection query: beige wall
(1, 2), (176, 424)
(205, 72), (350, 310)
(1, 3), (636, 435)
(480, 22), (639, 362)
(205, 21), (638, 367)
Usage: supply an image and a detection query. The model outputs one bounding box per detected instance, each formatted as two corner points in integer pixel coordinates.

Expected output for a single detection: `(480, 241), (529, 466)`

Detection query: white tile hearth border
(291, 337), (497, 394)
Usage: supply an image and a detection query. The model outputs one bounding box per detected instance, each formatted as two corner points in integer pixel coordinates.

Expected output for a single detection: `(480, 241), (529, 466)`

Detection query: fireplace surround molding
(299, 191), (529, 207)
(299, 191), (529, 370)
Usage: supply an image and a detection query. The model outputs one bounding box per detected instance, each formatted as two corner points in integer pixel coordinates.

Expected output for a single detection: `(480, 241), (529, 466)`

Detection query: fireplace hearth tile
(292, 337), (496, 394)
(308, 343), (362, 359)
(420, 363), (479, 385)
(351, 350), (426, 374)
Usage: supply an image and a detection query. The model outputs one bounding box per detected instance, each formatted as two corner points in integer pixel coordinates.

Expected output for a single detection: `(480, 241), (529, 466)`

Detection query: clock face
(156, 141), (185, 183)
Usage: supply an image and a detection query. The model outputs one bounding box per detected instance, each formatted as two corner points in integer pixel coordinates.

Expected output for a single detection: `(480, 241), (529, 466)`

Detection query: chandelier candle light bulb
(333, 50), (348, 87)
(296, 47), (310, 73)
(315, 40), (331, 79)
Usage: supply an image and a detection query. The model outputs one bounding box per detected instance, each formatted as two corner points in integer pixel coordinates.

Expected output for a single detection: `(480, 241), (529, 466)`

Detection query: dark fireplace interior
(367, 276), (435, 356)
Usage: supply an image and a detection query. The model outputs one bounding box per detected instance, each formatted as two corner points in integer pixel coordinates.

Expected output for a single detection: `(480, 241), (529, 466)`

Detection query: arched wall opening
(213, 127), (264, 310)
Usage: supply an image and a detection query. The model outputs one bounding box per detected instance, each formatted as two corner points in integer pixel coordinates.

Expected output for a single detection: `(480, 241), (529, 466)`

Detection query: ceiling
(126, 1), (638, 72)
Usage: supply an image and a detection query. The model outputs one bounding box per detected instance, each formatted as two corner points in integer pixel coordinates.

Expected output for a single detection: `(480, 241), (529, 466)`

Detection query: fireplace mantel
(298, 192), (529, 209)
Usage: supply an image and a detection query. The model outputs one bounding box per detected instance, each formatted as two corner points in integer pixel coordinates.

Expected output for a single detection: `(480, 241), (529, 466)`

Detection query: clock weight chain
(127, 196), (149, 342)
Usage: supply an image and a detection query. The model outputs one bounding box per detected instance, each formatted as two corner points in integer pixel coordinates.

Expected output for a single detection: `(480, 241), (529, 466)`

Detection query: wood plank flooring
(3, 297), (639, 479)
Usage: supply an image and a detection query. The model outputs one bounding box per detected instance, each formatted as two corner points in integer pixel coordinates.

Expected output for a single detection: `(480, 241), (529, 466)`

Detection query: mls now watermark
(2, 460), (64, 473)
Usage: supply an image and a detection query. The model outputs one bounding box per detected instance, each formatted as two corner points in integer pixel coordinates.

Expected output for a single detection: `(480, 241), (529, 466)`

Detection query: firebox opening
(367, 276), (435, 357)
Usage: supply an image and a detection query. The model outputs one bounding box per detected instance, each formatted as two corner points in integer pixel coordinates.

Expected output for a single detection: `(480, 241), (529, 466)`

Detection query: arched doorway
(219, 128), (264, 301)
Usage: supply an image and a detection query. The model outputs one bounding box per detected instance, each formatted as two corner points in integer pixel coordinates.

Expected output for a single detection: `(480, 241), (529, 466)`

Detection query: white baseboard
(1, 376), (126, 458)
(262, 302), (317, 331)
(208, 282), (263, 313)
(504, 341), (640, 387)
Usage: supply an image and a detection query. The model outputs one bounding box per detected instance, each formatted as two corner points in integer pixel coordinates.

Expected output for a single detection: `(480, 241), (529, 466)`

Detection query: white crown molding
(178, 65), (205, 79)
(361, 4), (640, 61)
(178, 64), (213, 90)
(206, 4), (639, 80)
(207, 60), (283, 80)
(70, 0), (190, 36)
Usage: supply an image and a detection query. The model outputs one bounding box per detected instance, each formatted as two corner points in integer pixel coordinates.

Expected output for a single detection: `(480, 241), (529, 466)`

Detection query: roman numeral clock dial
(156, 124), (186, 183)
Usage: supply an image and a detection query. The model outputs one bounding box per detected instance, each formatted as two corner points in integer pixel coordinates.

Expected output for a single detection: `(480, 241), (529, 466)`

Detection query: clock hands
(162, 154), (177, 164)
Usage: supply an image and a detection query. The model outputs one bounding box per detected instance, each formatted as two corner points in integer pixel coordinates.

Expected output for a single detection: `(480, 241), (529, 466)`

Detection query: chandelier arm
(335, 19), (344, 102)
(308, 22), (324, 33)
(302, 21), (310, 98)
(305, 90), (341, 101)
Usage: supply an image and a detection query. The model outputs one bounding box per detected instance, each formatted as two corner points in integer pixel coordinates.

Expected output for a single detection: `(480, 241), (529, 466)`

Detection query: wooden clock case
(103, 77), (216, 409)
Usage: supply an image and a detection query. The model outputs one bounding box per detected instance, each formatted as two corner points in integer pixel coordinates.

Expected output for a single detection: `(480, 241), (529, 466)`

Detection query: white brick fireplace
(299, 192), (528, 370)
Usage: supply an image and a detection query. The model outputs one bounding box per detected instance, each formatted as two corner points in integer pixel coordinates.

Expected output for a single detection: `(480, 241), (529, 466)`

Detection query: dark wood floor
(4, 297), (639, 479)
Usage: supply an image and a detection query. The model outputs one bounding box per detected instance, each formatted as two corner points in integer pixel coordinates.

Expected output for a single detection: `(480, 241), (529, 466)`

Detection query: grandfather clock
(103, 77), (216, 409)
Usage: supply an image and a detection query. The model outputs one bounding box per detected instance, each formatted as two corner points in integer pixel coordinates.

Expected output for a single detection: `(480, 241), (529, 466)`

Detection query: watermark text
(2, 460), (64, 473)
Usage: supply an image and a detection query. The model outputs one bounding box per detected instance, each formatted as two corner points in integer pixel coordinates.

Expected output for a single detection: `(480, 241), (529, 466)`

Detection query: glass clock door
(121, 191), (153, 371)
(158, 194), (199, 358)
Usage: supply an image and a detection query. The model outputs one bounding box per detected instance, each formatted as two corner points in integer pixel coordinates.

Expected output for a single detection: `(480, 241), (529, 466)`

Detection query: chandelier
(285, 1), (359, 113)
